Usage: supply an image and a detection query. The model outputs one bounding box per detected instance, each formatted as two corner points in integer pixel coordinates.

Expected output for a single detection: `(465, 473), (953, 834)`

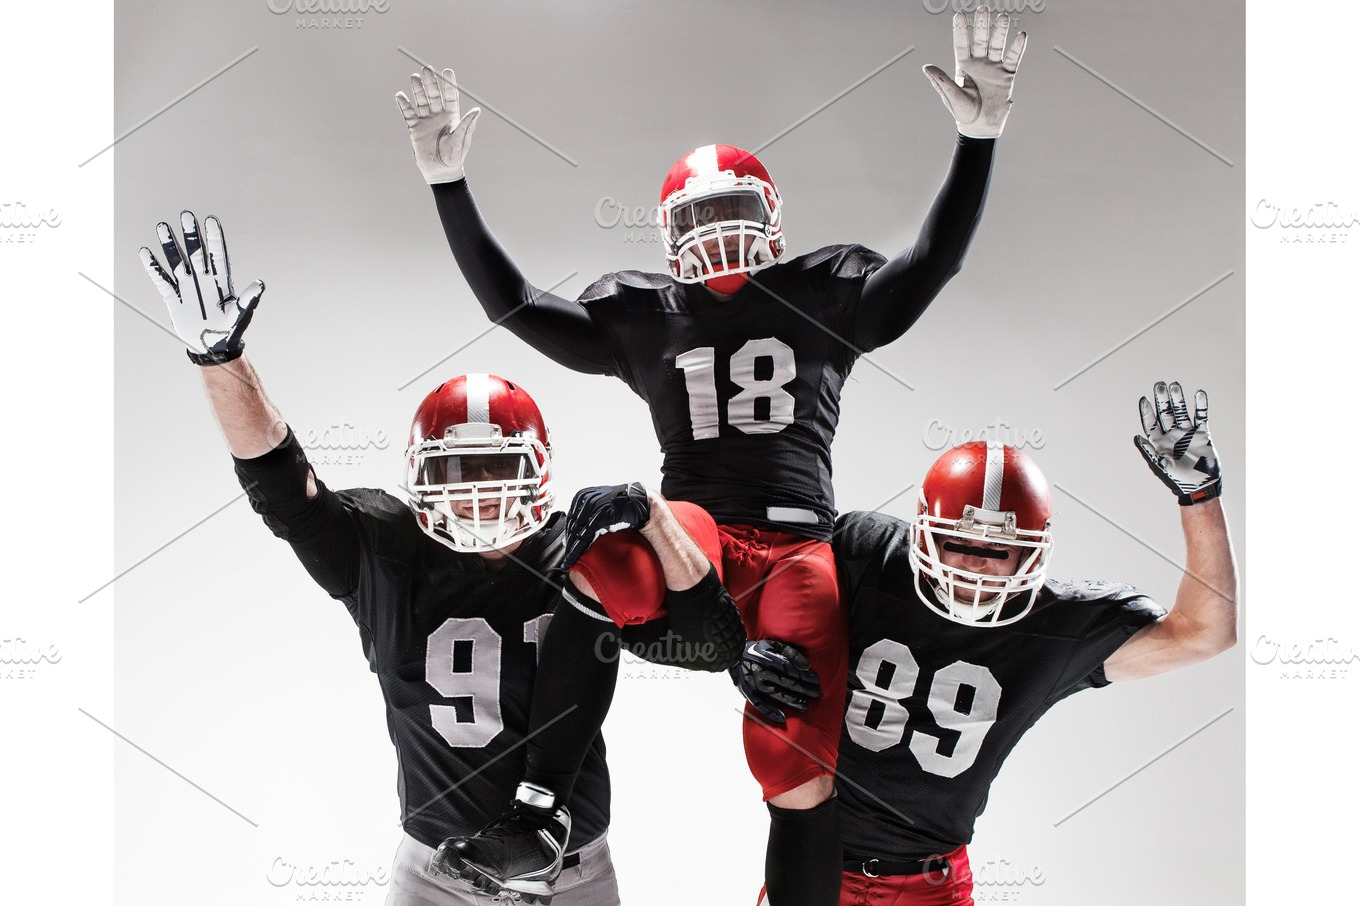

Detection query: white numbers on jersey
(523, 613), (552, 651)
(845, 638), (1002, 779)
(675, 338), (797, 440)
(425, 616), (548, 749)
(675, 347), (721, 440)
(845, 639), (915, 754)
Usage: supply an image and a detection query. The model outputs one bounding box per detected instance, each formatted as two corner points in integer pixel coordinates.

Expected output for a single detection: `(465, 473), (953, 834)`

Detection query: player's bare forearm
(1171, 499), (1239, 653)
(140, 211), (284, 460)
(199, 355), (289, 460)
(1103, 499), (1238, 682)
(637, 490), (714, 591)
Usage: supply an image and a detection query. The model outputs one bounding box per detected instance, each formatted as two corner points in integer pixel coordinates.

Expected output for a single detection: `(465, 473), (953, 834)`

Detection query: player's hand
(923, 7), (1027, 139)
(1134, 381), (1223, 506)
(396, 65), (481, 184)
(139, 211), (264, 366)
(561, 483), (651, 570)
(429, 837), (460, 878)
(430, 837), (482, 884)
(730, 639), (821, 725)
(429, 838), (496, 890)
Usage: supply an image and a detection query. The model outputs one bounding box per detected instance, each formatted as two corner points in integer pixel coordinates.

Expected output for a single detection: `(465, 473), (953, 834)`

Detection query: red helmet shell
(920, 442), (1051, 532)
(658, 144), (785, 286)
(910, 442), (1054, 627)
(409, 373), (551, 459)
(404, 374), (555, 554)
(659, 144), (778, 206)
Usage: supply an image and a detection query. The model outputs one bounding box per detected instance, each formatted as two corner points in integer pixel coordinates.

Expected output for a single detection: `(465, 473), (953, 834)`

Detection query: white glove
(396, 65), (481, 185)
(139, 211), (264, 365)
(1134, 381), (1223, 506)
(923, 7), (1027, 139)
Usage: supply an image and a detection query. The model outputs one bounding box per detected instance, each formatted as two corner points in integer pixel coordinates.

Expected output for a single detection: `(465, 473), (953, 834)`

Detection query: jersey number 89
(846, 638), (1001, 779)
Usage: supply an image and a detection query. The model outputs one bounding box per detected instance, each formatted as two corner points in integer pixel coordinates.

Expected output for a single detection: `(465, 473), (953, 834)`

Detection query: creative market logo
(1251, 199), (1356, 245)
(595, 630), (707, 681)
(972, 856), (1046, 902)
(266, 0), (390, 31)
(296, 422), (391, 467)
(594, 196), (665, 245)
(921, 855), (1045, 901)
(0, 202), (61, 245)
(922, 0), (1046, 14)
(1251, 635), (1359, 680)
(266, 856), (389, 901)
(0, 637), (62, 680)
(922, 417), (1045, 453)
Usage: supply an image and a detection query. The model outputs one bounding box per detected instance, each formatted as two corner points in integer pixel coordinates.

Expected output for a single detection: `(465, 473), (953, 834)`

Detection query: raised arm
(1103, 382), (1239, 681)
(139, 212), (363, 599)
(397, 66), (615, 375)
(854, 9), (1025, 349)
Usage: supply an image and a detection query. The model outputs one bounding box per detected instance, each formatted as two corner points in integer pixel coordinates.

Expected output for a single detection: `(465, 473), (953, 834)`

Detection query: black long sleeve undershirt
(431, 134), (995, 363)
(431, 180), (614, 375)
(233, 429), (363, 601)
(853, 134), (995, 350)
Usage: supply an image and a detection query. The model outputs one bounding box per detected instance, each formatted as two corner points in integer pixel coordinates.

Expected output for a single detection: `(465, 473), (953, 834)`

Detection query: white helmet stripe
(690, 144), (720, 177)
(982, 441), (1005, 511)
(465, 373), (491, 424)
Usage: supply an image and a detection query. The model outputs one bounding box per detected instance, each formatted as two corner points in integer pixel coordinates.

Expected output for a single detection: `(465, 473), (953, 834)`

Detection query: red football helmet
(909, 442), (1053, 626)
(403, 374), (555, 553)
(658, 144), (784, 294)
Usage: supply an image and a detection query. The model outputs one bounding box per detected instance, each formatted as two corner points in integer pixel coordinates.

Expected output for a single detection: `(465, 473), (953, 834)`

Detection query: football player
(761, 383), (1237, 904)
(396, 9), (1027, 905)
(136, 212), (806, 905)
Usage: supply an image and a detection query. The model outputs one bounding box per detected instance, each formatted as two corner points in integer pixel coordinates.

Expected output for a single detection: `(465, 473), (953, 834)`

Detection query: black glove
(561, 482), (650, 570)
(730, 639), (821, 725)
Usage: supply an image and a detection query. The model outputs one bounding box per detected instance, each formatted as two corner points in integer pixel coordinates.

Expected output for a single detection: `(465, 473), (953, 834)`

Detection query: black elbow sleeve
(232, 429), (330, 541)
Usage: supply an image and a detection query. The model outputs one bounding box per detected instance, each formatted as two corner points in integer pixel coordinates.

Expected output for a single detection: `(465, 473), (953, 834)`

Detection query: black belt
(562, 852), (581, 869)
(844, 855), (950, 878)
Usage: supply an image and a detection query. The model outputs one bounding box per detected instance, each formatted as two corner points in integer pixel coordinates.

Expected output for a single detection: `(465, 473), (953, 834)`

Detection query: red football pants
(571, 504), (847, 800)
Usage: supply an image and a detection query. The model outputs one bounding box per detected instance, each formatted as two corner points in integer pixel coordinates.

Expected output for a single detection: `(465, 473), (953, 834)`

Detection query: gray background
(115, 1), (1243, 903)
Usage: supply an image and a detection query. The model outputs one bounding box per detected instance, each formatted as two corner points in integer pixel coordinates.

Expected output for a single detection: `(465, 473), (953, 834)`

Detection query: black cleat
(432, 784), (570, 905)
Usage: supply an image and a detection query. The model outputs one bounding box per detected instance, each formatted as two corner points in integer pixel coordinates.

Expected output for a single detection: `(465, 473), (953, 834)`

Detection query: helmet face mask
(910, 508), (1051, 626)
(403, 375), (555, 554)
(658, 145), (784, 289)
(907, 442), (1054, 627)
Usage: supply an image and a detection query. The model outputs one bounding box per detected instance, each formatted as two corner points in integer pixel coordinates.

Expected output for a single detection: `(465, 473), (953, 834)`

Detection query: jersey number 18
(675, 338), (797, 440)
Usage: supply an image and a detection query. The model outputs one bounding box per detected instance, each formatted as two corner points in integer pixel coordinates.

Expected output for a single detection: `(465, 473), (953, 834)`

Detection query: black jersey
(431, 136), (997, 539)
(577, 245), (883, 537)
(234, 436), (609, 852)
(832, 511), (1164, 861)
(334, 490), (610, 850)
